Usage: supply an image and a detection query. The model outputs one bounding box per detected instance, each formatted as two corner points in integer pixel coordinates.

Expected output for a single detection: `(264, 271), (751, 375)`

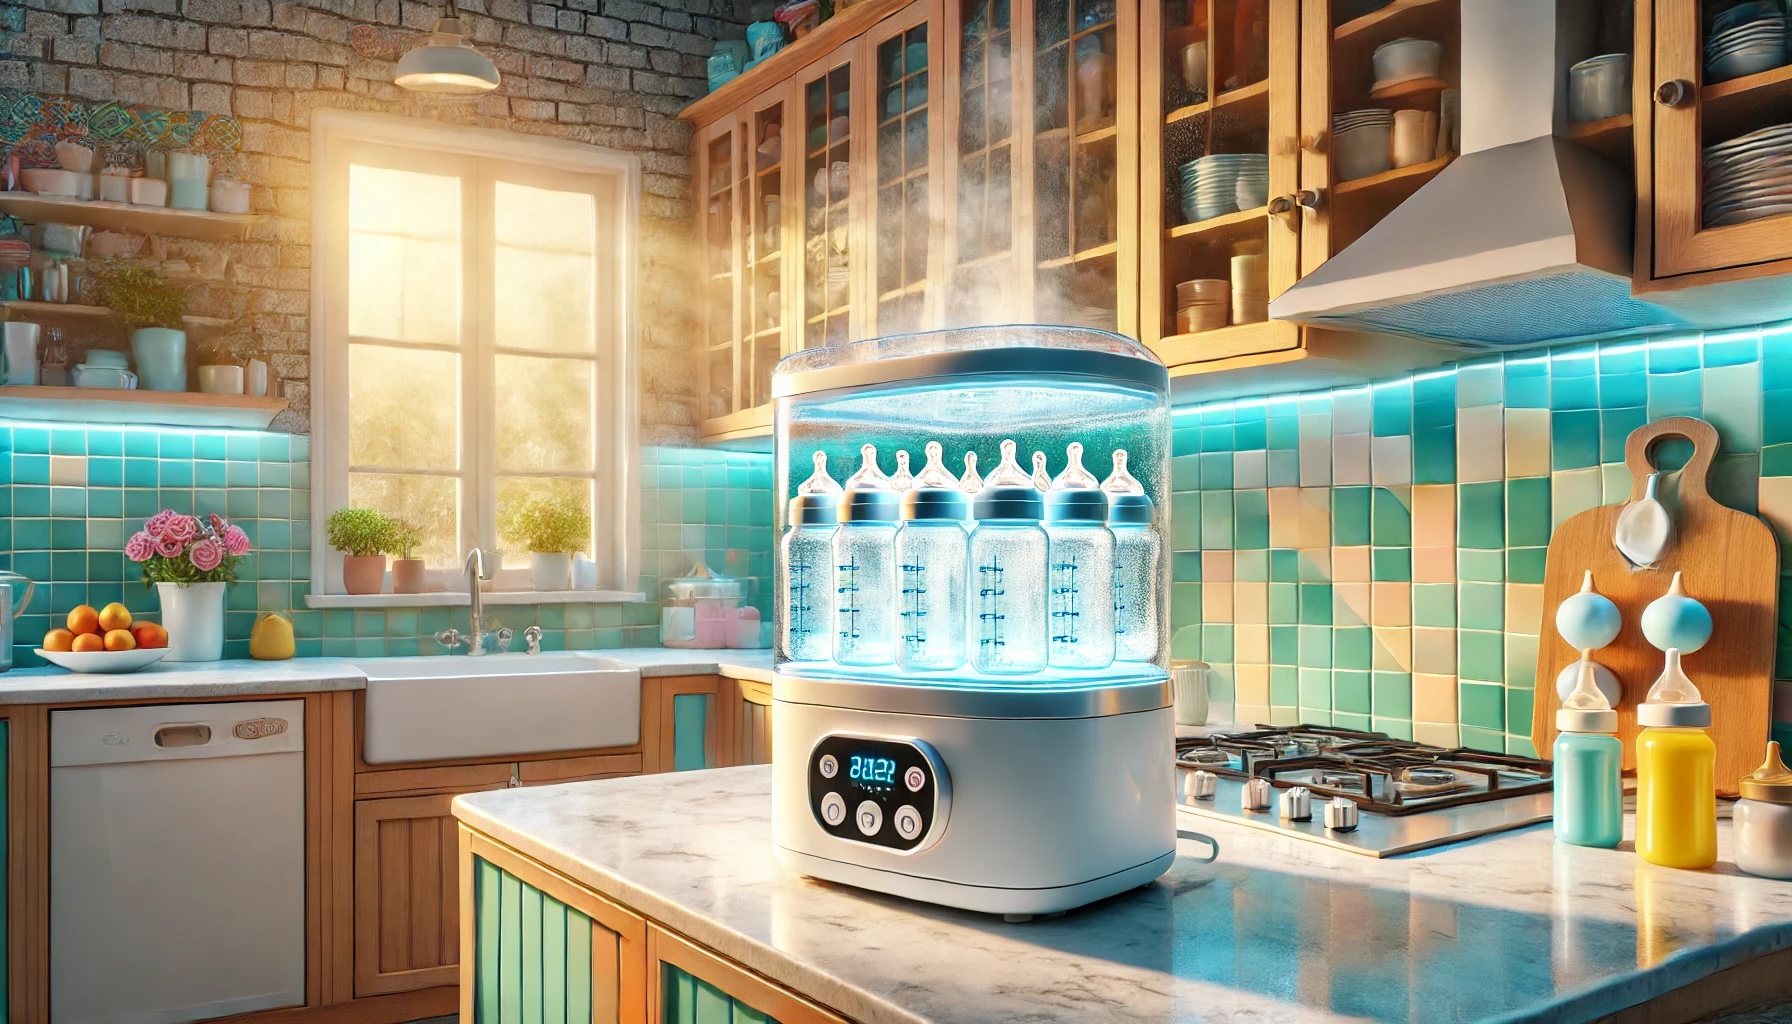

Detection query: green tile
(1171, 624), (1202, 660)
(1333, 712), (1372, 731)
(1199, 451), (1233, 488)
(1171, 583), (1202, 627)
(1269, 548), (1299, 582)
(1766, 388), (1792, 444)
(1234, 490), (1269, 549)
(1504, 477), (1551, 547)
(1413, 583), (1456, 627)
(1506, 633), (1539, 689)
(1334, 670), (1371, 714)
(1267, 450), (1299, 487)
(1372, 671), (1412, 718)
(1299, 583), (1332, 624)
(1333, 588), (1366, 626)
(1458, 549), (1505, 582)
(1413, 425), (1456, 484)
(1457, 481), (1505, 549)
(1460, 725), (1505, 752)
(1333, 487), (1371, 546)
(1599, 372), (1646, 409)
(1459, 582), (1504, 630)
(1371, 487), (1411, 546)
(1201, 492), (1233, 550)
(1507, 547), (1547, 584)
(1459, 682), (1505, 730)
(1371, 548), (1411, 581)
(1269, 625), (1297, 664)
(1201, 624), (1234, 661)
(1458, 631), (1505, 682)
(1270, 665), (1298, 706)
(1505, 734), (1539, 758)
(1552, 410), (1601, 469)
(1298, 624), (1332, 666)
(1334, 626), (1372, 670)
(1299, 667), (1332, 709)
(1171, 493), (1201, 551)
(1268, 582), (1298, 623)
(1764, 443), (1792, 478)
(1173, 552), (1202, 581)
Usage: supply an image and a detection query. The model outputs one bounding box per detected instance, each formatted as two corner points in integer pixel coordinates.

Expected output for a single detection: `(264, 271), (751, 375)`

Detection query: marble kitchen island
(452, 766), (1792, 1024)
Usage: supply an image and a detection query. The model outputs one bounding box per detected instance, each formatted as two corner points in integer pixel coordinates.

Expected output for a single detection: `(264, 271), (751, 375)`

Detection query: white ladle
(1615, 471), (1673, 568)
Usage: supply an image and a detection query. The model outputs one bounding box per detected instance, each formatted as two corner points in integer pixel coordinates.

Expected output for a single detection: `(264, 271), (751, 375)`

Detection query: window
(310, 112), (639, 597)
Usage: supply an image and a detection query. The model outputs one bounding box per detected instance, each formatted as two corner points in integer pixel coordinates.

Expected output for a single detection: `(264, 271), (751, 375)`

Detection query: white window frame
(308, 110), (641, 604)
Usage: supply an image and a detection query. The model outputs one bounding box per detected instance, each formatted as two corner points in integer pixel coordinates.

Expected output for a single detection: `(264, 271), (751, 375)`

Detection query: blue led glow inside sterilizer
(772, 326), (1172, 688)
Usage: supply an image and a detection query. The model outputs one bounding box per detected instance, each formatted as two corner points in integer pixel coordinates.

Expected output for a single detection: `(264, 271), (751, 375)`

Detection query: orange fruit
(67, 605), (100, 635)
(98, 602), (132, 631)
(71, 632), (105, 653)
(132, 622), (168, 650)
(103, 628), (137, 652)
(42, 628), (75, 652)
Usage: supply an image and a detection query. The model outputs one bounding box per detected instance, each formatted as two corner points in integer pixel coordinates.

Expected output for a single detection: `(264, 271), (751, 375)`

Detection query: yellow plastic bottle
(1634, 648), (1717, 869)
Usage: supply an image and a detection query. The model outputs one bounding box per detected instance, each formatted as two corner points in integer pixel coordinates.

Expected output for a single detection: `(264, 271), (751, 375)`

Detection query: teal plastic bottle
(1553, 657), (1624, 848)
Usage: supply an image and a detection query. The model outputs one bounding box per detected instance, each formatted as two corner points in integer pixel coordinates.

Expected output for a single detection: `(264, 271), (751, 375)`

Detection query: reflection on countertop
(0, 647), (773, 704)
(455, 765), (1792, 1024)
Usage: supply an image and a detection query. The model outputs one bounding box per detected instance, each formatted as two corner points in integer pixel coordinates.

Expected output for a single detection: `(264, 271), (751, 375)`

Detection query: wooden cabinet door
(643, 676), (722, 774)
(864, 2), (940, 336)
(1648, 0), (1792, 279)
(716, 678), (773, 768)
(696, 116), (745, 428)
(796, 42), (865, 349)
(355, 790), (499, 996)
(649, 924), (847, 1024)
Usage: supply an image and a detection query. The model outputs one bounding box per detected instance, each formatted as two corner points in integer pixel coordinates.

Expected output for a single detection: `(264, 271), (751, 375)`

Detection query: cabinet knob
(1302, 131), (1329, 155)
(1655, 80), (1693, 108)
(1269, 190), (1321, 216)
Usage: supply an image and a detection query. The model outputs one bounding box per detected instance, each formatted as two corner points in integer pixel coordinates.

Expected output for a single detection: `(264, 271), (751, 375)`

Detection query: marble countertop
(455, 766), (1792, 1024)
(0, 648), (772, 704)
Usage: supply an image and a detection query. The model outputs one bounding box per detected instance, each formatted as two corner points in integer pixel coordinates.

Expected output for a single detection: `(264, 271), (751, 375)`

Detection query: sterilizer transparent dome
(772, 326), (1171, 688)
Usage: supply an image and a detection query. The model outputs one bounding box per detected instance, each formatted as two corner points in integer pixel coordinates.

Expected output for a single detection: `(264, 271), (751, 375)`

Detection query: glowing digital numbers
(848, 755), (898, 785)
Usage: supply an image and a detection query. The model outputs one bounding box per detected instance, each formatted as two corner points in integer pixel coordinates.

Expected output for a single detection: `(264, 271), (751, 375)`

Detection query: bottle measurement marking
(789, 558), (815, 638)
(1113, 566), (1127, 637)
(837, 553), (862, 641)
(899, 562), (929, 650)
(977, 554), (1006, 650)
(1051, 557), (1081, 646)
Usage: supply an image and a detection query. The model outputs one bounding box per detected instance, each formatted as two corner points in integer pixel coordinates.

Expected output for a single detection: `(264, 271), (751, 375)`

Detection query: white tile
(1703, 363), (1762, 452)
(1601, 463), (1634, 504)
(1234, 450), (1267, 489)
(1333, 432), (1370, 485)
(1506, 408), (1551, 478)
(1333, 387), (1372, 433)
(1299, 412), (1331, 441)
(1371, 434), (1412, 486)
(1299, 436), (1332, 486)
(49, 455), (87, 487)
(1457, 405), (1505, 483)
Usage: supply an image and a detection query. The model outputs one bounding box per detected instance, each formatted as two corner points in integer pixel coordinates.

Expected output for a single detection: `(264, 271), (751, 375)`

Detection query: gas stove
(1175, 726), (1554, 856)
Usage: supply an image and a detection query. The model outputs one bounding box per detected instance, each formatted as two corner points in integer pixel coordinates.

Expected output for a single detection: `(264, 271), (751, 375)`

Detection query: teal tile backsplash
(0, 426), (772, 667)
(1171, 322), (1792, 754)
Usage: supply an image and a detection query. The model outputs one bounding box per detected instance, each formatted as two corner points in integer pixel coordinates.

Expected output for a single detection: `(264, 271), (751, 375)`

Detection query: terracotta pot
(342, 554), (387, 595)
(391, 558), (427, 594)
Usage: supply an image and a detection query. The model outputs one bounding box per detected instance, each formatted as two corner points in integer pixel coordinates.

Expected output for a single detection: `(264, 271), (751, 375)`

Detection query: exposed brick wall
(2, 0), (750, 441)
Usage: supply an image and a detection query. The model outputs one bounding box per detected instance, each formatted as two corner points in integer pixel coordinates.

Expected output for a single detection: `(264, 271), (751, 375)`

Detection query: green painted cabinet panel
(672, 694), (713, 772)
(661, 964), (776, 1024)
(473, 856), (594, 1024)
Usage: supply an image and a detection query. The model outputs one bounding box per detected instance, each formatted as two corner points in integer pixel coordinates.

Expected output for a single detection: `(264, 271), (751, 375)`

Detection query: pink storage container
(660, 563), (746, 649)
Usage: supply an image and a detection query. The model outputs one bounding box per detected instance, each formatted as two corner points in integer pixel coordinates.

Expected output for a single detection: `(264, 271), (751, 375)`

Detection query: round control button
(819, 792), (846, 827)
(904, 765), (926, 792)
(894, 804), (923, 841)
(855, 800), (883, 837)
(818, 754), (839, 779)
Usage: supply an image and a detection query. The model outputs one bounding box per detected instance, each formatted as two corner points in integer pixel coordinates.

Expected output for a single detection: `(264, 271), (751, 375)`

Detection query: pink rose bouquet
(126, 510), (251, 585)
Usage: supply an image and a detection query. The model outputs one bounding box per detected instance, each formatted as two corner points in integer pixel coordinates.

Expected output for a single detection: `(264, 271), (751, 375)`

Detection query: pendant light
(395, 0), (499, 95)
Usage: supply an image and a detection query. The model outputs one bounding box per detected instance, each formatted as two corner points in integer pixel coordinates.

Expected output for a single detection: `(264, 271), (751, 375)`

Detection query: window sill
(303, 590), (648, 609)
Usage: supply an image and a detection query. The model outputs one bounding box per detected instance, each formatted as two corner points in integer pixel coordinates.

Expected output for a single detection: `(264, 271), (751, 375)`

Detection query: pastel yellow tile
(1551, 468), (1603, 529)
(1412, 628), (1457, 674)
(1413, 721), (1461, 748)
(1413, 545), (1456, 583)
(1236, 663), (1271, 705)
(1268, 706), (1302, 726)
(1602, 462), (1634, 504)
(1203, 580), (1234, 622)
(1269, 487), (1302, 547)
(1372, 626), (1412, 671)
(1371, 581), (1411, 626)
(1334, 431), (1371, 485)
(1457, 404), (1504, 483)
(1202, 550), (1235, 584)
(1506, 408), (1551, 478)
(1301, 487), (1332, 548)
(1333, 545), (1371, 582)
(1300, 436), (1332, 486)
(1506, 583), (1545, 635)
(1234, 581), (1269, 624)
(1334, 582), (1371, 626)
(1236, 703), (1272, 726)
(1413, 672), (1458, 722)
(1760, 477), (1792, 547)
(1412, 484), (1456, 546)
(1236, 624), (1270, 664)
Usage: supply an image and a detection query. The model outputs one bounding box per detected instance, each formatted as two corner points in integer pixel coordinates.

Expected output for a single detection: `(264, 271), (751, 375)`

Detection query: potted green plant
(502, 494), (591, 591)
(388, 518), (426, 594)
(96, 262), (188, 392)
(326, 508), (393, 595)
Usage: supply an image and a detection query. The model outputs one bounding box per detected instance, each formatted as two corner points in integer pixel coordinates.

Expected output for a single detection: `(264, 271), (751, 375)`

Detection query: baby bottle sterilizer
(770, 325), (1175, 916)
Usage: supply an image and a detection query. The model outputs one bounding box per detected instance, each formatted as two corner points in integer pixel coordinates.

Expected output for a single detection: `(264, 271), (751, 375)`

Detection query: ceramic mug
(1393, 109), (1437, 168)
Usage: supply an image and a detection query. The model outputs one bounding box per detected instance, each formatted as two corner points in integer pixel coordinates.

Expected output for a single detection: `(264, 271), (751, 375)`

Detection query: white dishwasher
(51, 700), (305, 1024)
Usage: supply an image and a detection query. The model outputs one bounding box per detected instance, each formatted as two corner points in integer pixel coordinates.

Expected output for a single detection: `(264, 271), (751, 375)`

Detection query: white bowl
(36, 647), (172, 674)
(1337, 122), (1393, 181)
(1371, 37), (1444, 87)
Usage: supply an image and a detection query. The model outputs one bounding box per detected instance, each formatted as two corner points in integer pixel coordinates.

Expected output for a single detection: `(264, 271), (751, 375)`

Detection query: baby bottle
(777, 451), (839, 663)
(895, 442), (969, 673)
(1552, 656), (1623, 848)
(832, 444), (900, 667)
(1103, 449), (1160, 663)
(968, 440), (1047, 675)
(1735, 740), (1792, 879)
(1635, 648), (1717, 869)
(1045, 442), (1115, 670)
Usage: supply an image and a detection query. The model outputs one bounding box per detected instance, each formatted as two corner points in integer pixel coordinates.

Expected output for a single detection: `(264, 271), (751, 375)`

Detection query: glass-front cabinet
(948, 0), (1016, 324)
(695, 121), (739, 428)
(801, 53), (858, 351)
(869, 16), (935, 335)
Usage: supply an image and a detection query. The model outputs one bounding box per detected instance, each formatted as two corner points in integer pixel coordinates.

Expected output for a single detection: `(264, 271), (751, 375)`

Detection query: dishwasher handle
(154, 724), (214, 748)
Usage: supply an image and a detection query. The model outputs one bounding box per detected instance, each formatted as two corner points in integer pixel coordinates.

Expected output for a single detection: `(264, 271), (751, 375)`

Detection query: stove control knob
(1242, 777), (1273, 811)
(1279, 785), (1313, 822)
(819, 791), (847, 827)
(1324, 797), (1360, 833)
(1183, 769), (1217, 802)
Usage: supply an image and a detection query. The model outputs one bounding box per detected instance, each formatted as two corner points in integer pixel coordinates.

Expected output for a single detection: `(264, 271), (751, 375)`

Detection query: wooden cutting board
(1531, 417), (1779, 796)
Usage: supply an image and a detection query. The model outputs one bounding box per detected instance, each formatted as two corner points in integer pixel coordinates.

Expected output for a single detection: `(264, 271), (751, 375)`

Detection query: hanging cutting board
(1532, 417), (1778, 796)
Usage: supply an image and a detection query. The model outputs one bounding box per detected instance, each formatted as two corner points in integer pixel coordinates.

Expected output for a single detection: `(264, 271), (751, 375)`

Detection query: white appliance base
(775, 846), (1177, 917)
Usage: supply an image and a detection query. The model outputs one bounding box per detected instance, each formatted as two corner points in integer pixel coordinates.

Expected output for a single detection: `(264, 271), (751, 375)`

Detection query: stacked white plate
(1178, 153), (1269, 223)
(1705, 3), (1788, 82)
(1334, 108), (1394, 181)
(1704, 121), (1792, 227)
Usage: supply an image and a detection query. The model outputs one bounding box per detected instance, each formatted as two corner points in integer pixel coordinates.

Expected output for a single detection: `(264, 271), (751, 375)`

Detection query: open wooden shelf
(1166, 205), (1267, 243)
(1566, 112), (1634, 165)
(1214, 78), (1271, 114)
(1334, 0), (1456, 45)
(1038, 241), (1118, 269)
(2, 300), (231, 329)
(1702, 63), (1792, 144)
(0, 385), (288, 430)
(0, 194), (258, 242)
(1367, 76), (1449, 102)
(1333, 154), (1453, 199)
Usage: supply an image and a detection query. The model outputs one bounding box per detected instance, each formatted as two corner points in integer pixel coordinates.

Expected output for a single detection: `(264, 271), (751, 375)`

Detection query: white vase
(158, 581), (226, 662)
(530, 552), (572, 591)
(246, 358), (268, 396)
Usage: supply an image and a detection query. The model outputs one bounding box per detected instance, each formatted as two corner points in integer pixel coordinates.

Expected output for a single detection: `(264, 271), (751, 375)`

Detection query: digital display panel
(849, 754), (898, 787)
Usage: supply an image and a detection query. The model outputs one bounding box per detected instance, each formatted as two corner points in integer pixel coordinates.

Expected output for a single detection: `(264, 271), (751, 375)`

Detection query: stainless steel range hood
(1268, 0), (1686, 347)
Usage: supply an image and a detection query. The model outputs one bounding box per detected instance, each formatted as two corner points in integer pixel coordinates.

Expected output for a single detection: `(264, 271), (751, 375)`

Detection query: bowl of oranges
(37, 603), (172, 673)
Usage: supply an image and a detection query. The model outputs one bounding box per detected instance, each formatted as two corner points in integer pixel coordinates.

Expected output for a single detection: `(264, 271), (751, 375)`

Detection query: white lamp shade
(395, 21), (500, 94)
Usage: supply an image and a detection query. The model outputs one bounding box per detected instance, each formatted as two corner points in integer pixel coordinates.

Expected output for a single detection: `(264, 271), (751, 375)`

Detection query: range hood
(1268, 0), (1685, 347)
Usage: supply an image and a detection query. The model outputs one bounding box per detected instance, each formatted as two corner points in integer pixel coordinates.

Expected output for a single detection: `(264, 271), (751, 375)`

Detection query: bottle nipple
(903, 441), (969, 522)
(959, 451), (983, 494)
(1048, 441), (1100, 491)
(984, 439), (1034, 488)
(1644, 647), (1702, 705)
(842, 443), (891, 492)
(1032, 451), (1051, 491)
(891, 450), (914, 491)
(1102, 449), (1145, 495)
(1564, 654), (1612, 712)
(798, 451), (842, 496)
(1636, 647), (1712, 728)
(915, 441), (958, 489)
(1751, 742), (1792, 786)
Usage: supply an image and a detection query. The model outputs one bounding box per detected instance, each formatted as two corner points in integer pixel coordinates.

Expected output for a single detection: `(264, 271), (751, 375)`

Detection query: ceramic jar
(1736, 740), (1792, 879)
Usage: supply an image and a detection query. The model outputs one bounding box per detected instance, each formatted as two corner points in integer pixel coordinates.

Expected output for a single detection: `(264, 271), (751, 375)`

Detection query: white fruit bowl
(35, 648), (172, 674)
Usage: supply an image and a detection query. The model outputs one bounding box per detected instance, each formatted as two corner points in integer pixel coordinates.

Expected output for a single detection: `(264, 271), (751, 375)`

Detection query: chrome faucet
(435, 548), (493, 655)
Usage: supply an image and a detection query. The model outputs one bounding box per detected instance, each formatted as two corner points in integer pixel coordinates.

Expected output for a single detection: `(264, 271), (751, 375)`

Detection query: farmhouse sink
(354, 652), (641, 765)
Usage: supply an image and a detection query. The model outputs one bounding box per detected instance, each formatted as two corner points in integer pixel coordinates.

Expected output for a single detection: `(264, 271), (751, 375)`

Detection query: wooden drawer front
(356, 792), (481, 996)
(356, 761), (519, 797)
(518, 752), (644, 786)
